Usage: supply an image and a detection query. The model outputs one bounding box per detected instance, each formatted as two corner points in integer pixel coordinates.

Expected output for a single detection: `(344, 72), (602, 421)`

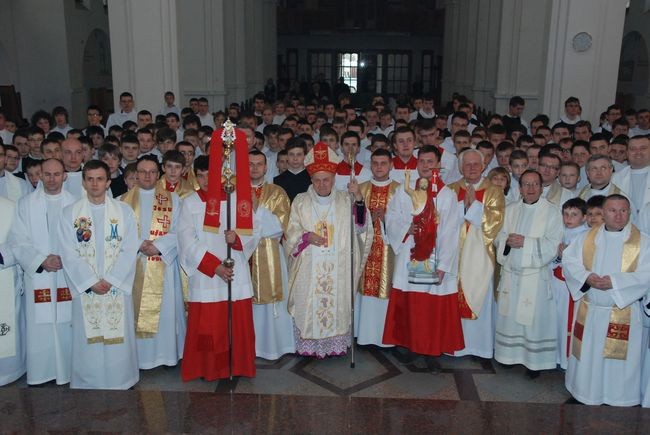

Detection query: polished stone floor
(2, 346), (649, 433)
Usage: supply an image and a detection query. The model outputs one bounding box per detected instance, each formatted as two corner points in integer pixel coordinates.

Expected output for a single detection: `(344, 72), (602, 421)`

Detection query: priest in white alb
(494, 170), (563, 375)
(57, 160), (140, 389)
(563, 194), (650, 406)
(9, 158), (76, 385)
(121, 155), (186, 369)
(0, 197), (26, 386)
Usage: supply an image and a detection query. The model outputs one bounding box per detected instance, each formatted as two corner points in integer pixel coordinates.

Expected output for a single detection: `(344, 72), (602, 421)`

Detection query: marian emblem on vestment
(74, 216), (92, 242)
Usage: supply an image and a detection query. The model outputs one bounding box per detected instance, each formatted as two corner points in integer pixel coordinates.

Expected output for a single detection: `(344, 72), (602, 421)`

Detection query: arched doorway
(616, 31), (649, 109)
(82, 28), (114, 117)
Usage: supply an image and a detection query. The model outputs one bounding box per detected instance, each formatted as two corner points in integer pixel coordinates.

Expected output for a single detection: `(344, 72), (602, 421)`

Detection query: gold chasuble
(447, 178), (504, 319)
(250, 183), (291, 304)
(572, 224), (640, 360)
(358, 179), (399, 298)
(121, 179), (174, 338)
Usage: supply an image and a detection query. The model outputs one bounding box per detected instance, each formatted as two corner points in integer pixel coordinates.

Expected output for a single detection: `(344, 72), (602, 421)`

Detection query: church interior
(1, 0), (650, 432)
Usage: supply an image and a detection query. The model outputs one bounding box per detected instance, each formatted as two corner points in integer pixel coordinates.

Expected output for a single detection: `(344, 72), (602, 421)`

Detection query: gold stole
(448, 179), (504, 319)
(546, 182), (563, 206)
(250, 184), (290, 304)
(185, 167), (200, 191)
(572, 224), (640, 360)
(358, 180), (398, 299)
(121, 180), (173, 338)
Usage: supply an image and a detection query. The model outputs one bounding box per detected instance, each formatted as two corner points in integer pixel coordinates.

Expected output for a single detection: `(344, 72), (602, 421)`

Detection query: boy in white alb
(551, 198), (588, 369)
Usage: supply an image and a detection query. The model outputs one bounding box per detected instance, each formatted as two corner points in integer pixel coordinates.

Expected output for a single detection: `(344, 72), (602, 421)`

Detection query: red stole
(204, 128), (253, 235)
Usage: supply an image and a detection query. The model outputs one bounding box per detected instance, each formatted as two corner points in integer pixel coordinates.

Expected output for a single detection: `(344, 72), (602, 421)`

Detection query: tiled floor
(3, 347), (649, 433)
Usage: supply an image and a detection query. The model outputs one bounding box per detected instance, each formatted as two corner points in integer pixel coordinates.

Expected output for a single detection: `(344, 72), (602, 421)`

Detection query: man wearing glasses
(539, 153), (573, 207)
(494, 170), (563, 378)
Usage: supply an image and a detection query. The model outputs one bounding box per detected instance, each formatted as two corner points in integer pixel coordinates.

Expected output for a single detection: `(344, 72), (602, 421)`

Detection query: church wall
(1, 0), (72, 124)
(176, 0), (274, 112)
(442, 0), (627, 125)
(62, 0), (111, 127)
(0, 2), (19, 88)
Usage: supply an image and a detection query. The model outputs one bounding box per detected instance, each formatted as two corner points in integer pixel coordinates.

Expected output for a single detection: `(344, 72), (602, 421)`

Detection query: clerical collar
(523, 199), (539, 205)
(45, 192), (63, 200)
(631, 166), (649, 175)
(140, 187), (155, 194)
(591, 182), (609, 191)
(251, 181), (264, 189)
(604, 225), (625, 232)
(288, 168), (305, 175)
(371, 178), (392, 187)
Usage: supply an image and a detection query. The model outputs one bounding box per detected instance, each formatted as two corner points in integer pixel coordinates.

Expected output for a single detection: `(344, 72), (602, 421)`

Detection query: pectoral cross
(156, 193), (169, 205)
(157, 214), (170, 229)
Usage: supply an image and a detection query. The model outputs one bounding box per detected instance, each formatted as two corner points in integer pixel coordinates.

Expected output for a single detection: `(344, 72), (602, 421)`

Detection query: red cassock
(182, 299), (256, 381)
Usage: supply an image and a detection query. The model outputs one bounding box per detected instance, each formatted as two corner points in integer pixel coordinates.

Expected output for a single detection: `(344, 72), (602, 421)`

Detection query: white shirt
(106, 111), (137, 129)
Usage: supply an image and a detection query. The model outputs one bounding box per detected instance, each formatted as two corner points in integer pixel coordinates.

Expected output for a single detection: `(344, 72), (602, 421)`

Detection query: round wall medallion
(572, 32), (592, 52)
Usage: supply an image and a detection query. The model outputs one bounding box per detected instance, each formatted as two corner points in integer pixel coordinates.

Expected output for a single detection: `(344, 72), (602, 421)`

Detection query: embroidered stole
(121, 180), (172, 338)
(72, 195), (125, 345)
(359, 180), (397, 299)
(454, 180), (490, 319)
(250, 184), (290, 304)
(572, 224), (640, 360)
(497, 200), (551, 326)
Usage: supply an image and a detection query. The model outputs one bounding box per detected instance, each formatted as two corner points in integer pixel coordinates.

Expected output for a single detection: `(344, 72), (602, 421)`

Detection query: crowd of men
(0, 89), (650, 408)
